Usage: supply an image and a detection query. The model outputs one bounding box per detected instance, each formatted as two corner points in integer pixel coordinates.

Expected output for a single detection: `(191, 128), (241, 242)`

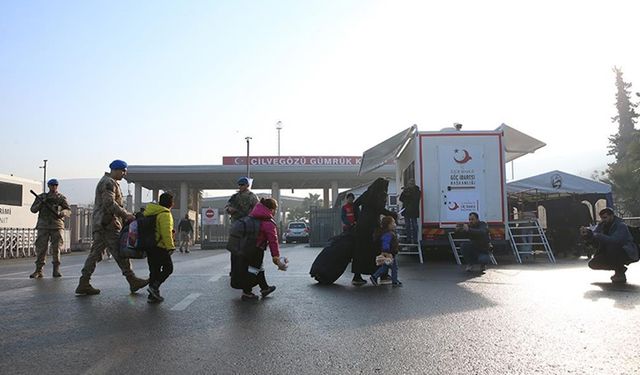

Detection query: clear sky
(2, 0), (639, 185)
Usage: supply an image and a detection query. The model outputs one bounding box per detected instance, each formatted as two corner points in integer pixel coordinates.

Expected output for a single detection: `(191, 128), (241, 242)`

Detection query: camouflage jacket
(226, 190), (259, 222)
(30, 191), (71, 230)
(92, 173), (130, 231)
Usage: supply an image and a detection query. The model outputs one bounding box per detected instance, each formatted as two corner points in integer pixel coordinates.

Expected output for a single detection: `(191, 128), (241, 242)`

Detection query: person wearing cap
(225, 177), (259, 223)
(580, 207), (639, 283)
(29, 179), (71, 278)
(75, 160), (149, 295)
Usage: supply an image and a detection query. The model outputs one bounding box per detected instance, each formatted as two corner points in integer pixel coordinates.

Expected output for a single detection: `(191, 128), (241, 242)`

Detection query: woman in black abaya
(351, 178), (397, 285)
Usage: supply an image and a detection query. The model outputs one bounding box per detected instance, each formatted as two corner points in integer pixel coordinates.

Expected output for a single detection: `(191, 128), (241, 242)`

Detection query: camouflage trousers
(81, 229), (135, 279)
(34, 228), (64, 267)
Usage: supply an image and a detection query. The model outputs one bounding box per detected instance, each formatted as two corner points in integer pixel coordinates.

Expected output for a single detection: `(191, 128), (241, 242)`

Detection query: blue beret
(237, 177), (249, 185)
(47, 179), (59, 186)
(109, 159), (128, 170)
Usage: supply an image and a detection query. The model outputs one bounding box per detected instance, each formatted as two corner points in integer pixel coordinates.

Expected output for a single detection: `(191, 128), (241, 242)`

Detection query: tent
(507, 170), (613, 207)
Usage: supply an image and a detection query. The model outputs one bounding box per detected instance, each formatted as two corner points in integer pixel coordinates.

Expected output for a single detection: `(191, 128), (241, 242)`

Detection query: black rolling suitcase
(309, 231), (354, 284)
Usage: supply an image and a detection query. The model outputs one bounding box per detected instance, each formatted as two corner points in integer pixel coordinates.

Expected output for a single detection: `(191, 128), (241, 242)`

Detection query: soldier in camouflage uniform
(225, 177), (259, 223)
(29, 179), (71, 278)
(75, 160), (149, 295)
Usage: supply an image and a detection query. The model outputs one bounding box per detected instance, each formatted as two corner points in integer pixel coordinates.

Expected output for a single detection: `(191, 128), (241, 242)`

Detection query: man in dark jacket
(581, 207), (639, 283)
(178, 214), (194, 253)
(455, 212), (491, 272)
(399, 179), (421, 244)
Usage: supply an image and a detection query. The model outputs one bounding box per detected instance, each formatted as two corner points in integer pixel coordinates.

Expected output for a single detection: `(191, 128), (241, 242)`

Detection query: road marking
(0, 286), (36, 297)
(0, 271), (29, 277)
(209, 274), (226, 282)
(170, 293), (202, 311)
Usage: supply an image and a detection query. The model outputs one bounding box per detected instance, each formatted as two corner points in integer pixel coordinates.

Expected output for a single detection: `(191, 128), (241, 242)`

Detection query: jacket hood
(249, 202), (274, 220)
(144, 202), (171, 216)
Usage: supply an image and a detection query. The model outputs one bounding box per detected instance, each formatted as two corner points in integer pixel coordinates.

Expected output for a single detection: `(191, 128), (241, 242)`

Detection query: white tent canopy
(358, 125), (417, 175)
(507, 170), (612, 195)
(496, 123), (546, 162)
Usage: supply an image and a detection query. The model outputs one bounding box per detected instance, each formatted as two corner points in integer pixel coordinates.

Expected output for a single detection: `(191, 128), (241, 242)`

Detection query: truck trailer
(359, 124), (546, 248)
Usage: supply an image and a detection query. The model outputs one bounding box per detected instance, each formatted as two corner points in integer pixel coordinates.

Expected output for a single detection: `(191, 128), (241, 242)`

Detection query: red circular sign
(205, 209), (215, 218)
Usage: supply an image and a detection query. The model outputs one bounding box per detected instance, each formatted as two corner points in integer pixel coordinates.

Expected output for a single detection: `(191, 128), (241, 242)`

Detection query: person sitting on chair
(455, 212), (492, 272)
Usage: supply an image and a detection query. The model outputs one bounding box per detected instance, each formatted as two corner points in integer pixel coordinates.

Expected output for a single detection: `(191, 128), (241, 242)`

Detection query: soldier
(75, 160), (149, 295)
(225, 177), (259, 223)
(29, 179), (71, 278)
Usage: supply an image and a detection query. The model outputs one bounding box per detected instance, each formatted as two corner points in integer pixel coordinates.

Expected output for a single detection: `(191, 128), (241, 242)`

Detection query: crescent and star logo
(453, 149), (472, 164)
(448, 202), (459, 210)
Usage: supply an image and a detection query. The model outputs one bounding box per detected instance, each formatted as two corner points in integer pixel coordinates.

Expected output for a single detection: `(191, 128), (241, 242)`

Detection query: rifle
(30, 190), (62, 218)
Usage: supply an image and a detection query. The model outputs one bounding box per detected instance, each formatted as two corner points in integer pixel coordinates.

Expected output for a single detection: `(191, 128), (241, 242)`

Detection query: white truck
(359, 124), (545, 247)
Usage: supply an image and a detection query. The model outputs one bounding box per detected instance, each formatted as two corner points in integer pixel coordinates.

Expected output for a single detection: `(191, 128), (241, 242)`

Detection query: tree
(287, 193), (324, 221)
(604, 67), (640, 215)
(608, 67), (639, 158)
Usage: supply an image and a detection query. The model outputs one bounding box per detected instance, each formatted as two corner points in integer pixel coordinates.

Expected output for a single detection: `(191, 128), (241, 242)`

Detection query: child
(370, 216), (402, 287)
(231, 198), (287, 301)
(145, 193), (176, 303)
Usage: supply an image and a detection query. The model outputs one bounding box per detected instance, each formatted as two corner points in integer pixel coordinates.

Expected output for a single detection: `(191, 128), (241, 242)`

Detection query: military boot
(126, 275), (149, 293)
(29, 266), (44, 279)
(75, 276), (101, 295)
(52, 263), (62, 278)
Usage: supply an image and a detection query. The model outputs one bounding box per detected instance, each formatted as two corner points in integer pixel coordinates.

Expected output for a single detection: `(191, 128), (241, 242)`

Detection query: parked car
(284, 222), (310, 243)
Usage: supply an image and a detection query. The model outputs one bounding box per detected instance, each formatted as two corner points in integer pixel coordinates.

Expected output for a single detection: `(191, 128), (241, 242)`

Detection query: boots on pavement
(126, 275), (149, 293)
(29, 266), (44, 279)
(52, 263), (62, 278)
(75, 276), (101, 295)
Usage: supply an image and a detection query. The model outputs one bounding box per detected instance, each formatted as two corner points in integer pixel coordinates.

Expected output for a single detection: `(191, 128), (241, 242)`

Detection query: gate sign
(201, 208), (219, 225)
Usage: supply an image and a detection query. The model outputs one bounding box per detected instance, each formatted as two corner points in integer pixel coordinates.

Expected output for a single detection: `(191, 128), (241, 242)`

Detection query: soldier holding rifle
(29, 179), (71, 278)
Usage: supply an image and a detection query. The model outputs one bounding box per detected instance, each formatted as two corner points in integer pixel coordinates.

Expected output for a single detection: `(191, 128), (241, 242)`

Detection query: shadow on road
(583, 282), (640, 310)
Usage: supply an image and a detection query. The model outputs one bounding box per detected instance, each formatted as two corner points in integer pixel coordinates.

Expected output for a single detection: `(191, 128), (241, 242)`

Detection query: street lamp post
(276, 120), (283, 156)
(245, 136), (252, 178)
(39, 159), (48, 193)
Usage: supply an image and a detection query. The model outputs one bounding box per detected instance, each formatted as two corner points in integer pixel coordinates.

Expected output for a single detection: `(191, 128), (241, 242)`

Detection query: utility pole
(276, 120), (283, 156)
(39, 159), (48, 193)
(245, 136), (252, 178)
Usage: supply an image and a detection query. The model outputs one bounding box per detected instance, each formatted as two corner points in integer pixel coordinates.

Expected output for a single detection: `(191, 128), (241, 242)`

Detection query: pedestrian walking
(29, 179), (71, 278)
(351, 178), (397, 285)
(75, 160), (149, 295)
(178, 213), (194, 253)
(230, 198), (285, 301)
(145, 192), (176, 303)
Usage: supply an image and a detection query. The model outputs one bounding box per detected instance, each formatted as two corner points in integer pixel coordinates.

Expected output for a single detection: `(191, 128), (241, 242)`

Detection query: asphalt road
(0, 245), (639, 375)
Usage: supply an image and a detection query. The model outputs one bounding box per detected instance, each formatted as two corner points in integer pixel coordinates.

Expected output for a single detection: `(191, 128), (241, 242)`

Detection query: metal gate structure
(308, 206), (342, 247)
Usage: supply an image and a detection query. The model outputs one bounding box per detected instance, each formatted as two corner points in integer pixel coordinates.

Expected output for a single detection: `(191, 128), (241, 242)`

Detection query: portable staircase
(507, 219), (556, 263)
(447, 232), (497, 265)
(396, 224), (423, 264)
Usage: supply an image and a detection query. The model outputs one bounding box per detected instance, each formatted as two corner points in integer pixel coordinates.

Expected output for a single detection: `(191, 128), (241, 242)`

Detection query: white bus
(0, 174), (41, 229)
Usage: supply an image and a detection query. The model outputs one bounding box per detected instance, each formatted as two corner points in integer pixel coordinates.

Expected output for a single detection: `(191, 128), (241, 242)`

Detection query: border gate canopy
(125, 158), (395, 192)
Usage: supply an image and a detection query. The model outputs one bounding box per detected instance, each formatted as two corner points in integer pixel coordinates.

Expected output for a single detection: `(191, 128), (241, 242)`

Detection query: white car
(284, 222), (310, 243)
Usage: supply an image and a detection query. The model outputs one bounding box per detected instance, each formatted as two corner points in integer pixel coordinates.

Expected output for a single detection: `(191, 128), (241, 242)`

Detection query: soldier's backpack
(119, 215), (158, 259)
(226, 216), (263, 258)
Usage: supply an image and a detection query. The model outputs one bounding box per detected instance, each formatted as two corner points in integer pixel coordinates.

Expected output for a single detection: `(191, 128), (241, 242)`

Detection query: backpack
(118, 215), (158, 259)
(226, 216), (262, 258)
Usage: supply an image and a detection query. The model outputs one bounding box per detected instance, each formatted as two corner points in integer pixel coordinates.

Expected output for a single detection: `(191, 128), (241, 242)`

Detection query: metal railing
(0, 228), (71, 259)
